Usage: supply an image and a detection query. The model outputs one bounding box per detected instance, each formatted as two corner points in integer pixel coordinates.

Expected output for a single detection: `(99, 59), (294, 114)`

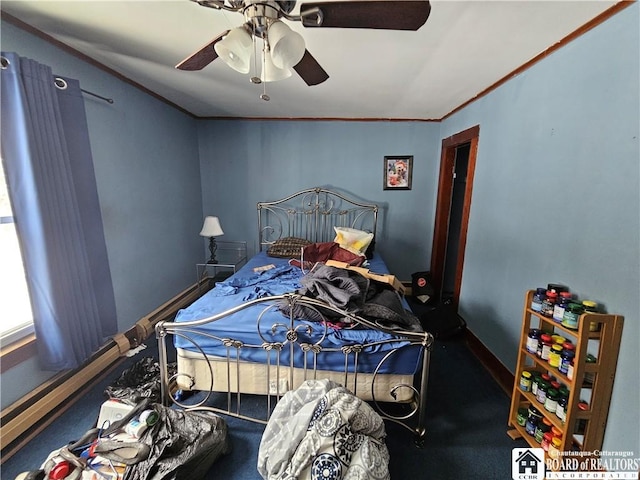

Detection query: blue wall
(2, 2), (638, 456)
(441, 4), (639, 453)
(197, 119), (440, 277)
(1, 20), (204, 406)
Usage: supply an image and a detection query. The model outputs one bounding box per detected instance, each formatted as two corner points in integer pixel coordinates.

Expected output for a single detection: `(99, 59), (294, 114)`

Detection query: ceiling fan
(176, 0), (431, 98)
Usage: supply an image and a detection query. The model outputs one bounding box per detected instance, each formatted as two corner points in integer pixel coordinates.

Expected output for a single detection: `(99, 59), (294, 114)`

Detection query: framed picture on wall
(383, 155), (413, 190)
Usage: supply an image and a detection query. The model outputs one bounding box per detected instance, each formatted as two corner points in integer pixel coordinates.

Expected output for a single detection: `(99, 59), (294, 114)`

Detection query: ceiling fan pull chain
(260, 40), (270, 101)
(250, 22), (261, 85)
(260, 84), (270, 101)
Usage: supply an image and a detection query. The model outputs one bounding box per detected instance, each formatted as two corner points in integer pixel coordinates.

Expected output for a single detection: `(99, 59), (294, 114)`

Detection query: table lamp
(200, 216), (224, 264)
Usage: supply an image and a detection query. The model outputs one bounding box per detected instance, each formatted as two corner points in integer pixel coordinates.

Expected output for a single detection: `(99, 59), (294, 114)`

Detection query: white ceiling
(1, 0), (619, 119)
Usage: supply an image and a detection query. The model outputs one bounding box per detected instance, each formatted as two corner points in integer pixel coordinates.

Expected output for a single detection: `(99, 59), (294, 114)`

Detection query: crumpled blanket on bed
(284, 264), (423, 332)
(207, 263), (302, 300)
(257, 379), (391, 480)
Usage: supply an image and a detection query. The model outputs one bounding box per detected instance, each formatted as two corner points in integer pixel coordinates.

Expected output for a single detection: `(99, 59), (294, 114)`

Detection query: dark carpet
(1, 334), (526, 479)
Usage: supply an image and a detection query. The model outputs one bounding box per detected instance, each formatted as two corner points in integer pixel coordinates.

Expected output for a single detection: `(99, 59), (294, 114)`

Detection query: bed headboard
(257, 187), (378, 250)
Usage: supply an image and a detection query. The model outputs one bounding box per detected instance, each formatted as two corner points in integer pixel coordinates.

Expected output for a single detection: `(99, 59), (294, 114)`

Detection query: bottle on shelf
(507, 289), (623, 456)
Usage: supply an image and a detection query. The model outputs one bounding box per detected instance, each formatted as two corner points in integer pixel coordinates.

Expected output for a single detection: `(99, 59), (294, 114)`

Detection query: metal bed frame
(257, 187), (378, 248)
(156, 187), (434, 445)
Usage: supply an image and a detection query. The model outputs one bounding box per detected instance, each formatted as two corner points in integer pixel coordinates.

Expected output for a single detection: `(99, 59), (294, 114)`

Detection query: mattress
(173, 251), (422, 397)
(175, 349), (417, 402)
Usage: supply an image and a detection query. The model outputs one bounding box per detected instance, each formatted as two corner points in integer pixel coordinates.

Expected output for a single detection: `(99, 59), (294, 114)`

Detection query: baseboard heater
(0, 280), (207, 462)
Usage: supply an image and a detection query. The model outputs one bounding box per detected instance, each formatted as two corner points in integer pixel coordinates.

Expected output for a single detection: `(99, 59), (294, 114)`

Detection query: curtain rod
(80, 88), (114, 104)
(53, 77), (113, 104)
(2, 56), (114, 104)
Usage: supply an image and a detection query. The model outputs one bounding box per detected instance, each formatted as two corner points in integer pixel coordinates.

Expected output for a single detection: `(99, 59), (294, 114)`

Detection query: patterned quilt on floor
(257, 379), (390, 480)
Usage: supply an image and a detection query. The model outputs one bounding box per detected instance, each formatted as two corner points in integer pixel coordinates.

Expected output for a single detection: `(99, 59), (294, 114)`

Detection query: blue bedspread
(174, 252), (422, 375)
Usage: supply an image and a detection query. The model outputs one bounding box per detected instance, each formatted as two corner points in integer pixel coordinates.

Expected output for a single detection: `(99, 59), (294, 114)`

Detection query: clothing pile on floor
(16, 359), (230, 480)
(17, 359), (391, 480)
(258, 378), (391, 480)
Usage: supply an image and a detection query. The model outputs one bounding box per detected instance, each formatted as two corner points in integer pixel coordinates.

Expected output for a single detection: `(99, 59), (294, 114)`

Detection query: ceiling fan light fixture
(268, 20), (305, 69)
(261, 49), (292, 82)
(214, 26), (252, 73)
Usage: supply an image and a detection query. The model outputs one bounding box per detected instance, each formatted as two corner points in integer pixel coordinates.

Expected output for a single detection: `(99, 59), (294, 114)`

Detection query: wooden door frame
(430, 125), (479, 307)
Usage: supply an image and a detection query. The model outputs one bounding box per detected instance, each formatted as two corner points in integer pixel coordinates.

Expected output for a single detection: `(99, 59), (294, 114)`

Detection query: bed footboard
(156, 293), (434, 446)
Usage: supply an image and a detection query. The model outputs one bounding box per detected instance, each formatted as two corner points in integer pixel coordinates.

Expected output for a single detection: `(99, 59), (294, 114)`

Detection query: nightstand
(196, 241), (247, 293)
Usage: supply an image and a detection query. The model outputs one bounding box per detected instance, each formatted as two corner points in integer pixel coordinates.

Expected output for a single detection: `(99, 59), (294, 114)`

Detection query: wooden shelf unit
(508, 289), (623, 453)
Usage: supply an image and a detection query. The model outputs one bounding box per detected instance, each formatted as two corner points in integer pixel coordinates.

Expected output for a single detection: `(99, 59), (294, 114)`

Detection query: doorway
(430, 125), (479, 308)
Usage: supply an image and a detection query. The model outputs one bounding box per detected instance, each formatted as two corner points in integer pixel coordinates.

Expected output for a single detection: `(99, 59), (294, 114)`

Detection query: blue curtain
(1, 52), (117, 370)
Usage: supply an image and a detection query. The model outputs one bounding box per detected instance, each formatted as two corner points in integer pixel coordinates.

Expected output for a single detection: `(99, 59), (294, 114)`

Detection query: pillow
(333, 227), (374, 256)
(267, 237), (312, 258)
(289, 242), (366, 270)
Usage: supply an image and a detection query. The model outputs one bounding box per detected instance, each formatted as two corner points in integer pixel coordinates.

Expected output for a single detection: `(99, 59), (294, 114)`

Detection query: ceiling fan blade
(300, 1), (431, 30)
(175, 30), (230, 71)
(293, 50), (329, 86)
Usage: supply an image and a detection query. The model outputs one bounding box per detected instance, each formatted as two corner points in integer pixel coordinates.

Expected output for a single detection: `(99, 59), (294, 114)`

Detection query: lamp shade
(214, 27), (253, 74)
(262, 50), (292, 82)
(199, 216), (224, 237)
(268, 21), (305, 69)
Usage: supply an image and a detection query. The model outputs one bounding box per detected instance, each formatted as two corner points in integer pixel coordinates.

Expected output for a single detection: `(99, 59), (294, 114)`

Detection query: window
(0, 158), (34, 345)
